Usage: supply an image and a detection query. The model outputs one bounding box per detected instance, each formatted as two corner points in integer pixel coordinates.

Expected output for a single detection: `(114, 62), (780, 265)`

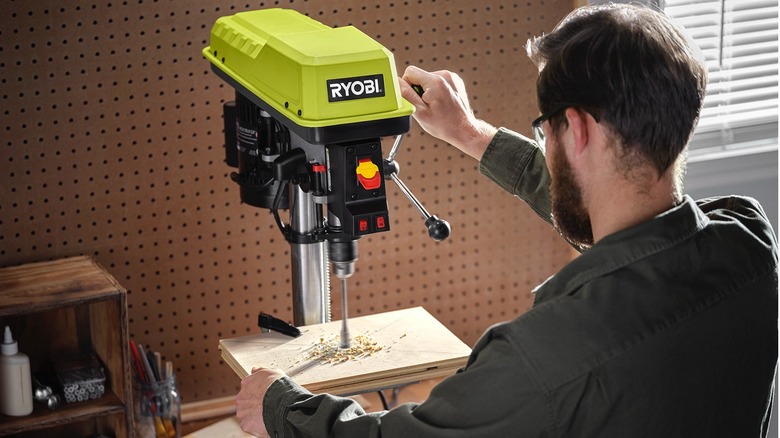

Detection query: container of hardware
(54, 355), (107, 403)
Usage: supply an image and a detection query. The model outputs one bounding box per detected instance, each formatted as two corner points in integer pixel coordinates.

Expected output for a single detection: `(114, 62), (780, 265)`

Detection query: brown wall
(0, 0), (573, 403)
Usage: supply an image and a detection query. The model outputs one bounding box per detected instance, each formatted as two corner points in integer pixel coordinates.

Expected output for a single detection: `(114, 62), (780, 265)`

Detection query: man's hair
(526, 4), (708, 178)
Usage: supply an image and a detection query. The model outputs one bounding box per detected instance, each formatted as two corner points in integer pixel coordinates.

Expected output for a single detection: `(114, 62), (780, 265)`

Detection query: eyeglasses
(531, 105), (600, 151)
(531, 105), (568, 152)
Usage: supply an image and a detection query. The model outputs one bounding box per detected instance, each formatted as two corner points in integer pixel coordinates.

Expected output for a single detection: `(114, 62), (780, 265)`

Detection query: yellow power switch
(356, 158), (381, 190)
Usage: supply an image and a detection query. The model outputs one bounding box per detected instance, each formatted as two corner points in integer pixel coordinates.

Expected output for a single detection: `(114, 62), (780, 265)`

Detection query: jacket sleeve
(262, 324), (551, 438)
(478, 127), (553, 225)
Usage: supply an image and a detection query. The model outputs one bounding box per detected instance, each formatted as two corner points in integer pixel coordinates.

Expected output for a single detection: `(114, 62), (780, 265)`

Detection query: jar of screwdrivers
(130, 341), (180, 438)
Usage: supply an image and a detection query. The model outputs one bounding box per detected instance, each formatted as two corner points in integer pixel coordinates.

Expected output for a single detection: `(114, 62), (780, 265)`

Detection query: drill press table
(219, 307), (471, 395)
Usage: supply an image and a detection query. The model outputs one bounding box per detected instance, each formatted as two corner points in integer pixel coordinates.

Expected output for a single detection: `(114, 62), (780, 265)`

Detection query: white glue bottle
(0, 326), (33, 416)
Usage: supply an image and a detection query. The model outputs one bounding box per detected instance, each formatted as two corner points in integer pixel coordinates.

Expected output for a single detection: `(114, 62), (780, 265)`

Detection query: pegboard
(0, 0), (575, 405)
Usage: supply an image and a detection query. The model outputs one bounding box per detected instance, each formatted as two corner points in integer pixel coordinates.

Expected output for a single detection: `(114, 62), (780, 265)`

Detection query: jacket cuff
(263, 377), (312, 438)
(478, 127), (538, 195)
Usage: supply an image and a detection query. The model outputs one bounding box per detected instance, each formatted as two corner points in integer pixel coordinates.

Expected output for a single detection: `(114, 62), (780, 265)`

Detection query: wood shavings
(307, 334), (385, 364)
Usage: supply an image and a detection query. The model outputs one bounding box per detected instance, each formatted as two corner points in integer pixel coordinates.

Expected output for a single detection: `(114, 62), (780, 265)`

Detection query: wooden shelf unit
(0, 256), (133, 437)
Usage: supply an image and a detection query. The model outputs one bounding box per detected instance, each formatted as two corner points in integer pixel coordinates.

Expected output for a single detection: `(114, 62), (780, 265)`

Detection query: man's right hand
(399, 65), (497, 161)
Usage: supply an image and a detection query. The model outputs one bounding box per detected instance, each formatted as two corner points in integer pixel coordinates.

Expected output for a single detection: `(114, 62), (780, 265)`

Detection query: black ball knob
(425, 215), (451, 241)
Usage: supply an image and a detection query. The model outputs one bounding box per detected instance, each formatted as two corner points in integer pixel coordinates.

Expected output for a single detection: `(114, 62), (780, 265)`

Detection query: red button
(358, 219), (369, 232)
(376, 215), (386, 229)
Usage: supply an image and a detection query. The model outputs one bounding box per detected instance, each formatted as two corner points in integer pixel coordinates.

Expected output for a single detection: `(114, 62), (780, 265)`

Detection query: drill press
(203, 9), (449, 346)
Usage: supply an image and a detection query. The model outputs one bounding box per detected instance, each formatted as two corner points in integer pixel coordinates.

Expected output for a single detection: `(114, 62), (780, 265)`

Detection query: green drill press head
(202, 8), (414, 144)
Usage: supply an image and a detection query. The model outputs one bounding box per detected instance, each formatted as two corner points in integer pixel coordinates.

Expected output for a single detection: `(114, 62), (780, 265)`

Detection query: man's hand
(399, 65), (497, 161)
(236, 367), (286, 437)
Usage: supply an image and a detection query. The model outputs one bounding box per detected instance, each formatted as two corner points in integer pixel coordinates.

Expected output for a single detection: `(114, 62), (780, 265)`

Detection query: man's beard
(550, 146), (594, 250)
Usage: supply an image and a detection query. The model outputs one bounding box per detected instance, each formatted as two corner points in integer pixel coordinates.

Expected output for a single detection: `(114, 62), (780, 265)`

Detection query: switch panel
(327, 140), (390, 237)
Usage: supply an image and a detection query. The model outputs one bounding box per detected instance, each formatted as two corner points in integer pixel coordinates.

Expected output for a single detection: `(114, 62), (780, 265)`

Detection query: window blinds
(663, 0), (778, 152)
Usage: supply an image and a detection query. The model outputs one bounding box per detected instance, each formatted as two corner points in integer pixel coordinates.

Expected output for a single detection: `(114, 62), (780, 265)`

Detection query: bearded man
(236, 4), (778, 437)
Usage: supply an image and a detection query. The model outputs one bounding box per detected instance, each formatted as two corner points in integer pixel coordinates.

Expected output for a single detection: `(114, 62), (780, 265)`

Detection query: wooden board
(219, 307), (471, 395)
(184, 416), (252, 438)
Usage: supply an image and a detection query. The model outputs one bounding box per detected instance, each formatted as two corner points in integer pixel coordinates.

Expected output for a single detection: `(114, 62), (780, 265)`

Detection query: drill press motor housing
(203, 9), (447, 329)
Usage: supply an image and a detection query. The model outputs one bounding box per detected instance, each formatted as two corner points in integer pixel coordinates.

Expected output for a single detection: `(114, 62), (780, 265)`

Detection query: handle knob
(425, 215), (451, 241)
(384, 134), (451, 242)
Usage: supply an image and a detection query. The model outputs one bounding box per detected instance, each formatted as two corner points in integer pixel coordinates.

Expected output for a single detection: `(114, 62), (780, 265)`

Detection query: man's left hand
(236, 367), (286, 437)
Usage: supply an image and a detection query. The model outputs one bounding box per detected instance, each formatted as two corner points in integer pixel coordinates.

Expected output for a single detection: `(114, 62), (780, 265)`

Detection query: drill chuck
(329, 238), (358, 279)
(332, 261), (356, 279)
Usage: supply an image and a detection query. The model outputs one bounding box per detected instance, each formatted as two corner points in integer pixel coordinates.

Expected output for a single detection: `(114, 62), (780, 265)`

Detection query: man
(236, 4), (778, 437)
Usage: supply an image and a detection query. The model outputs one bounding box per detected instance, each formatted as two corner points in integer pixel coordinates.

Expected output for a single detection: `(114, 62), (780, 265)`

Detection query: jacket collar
(534, 195), (708, 304)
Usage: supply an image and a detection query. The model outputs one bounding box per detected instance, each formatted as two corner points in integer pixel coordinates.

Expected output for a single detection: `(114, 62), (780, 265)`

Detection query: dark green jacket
(263, 128), (778, 437)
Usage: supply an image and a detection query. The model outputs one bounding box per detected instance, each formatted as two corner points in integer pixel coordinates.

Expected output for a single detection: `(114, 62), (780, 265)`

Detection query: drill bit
(340, 277), (350, 349)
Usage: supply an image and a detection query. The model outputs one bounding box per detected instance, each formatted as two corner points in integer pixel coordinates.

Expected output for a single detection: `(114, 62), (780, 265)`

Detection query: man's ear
(564, 107), (590, 156)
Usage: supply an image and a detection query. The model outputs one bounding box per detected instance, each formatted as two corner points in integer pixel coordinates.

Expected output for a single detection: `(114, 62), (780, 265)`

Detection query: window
(662, 0), (778, 155)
